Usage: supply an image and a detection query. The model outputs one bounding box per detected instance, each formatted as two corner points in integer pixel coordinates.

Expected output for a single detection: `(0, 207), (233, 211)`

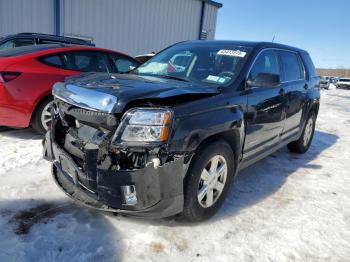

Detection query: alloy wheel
(197, 155), (228, 208)
(303, 117), (314, 147)
(40, 101), (53, 131)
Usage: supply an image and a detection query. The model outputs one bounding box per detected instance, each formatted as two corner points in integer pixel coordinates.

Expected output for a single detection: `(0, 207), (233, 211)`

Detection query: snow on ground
(0, 88), (350, 262)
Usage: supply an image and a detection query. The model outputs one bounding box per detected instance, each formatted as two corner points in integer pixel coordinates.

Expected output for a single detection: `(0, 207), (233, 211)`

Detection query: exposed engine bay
(52, 99), (184, 172)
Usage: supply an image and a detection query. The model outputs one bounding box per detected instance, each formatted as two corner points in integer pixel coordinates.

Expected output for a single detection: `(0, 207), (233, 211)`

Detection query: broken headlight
(115, 108), (172, 143)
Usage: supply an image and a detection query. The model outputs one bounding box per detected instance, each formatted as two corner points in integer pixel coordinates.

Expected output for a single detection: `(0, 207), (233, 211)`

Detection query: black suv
(43, 40), (320, 221)
(0, 32), (94, 50)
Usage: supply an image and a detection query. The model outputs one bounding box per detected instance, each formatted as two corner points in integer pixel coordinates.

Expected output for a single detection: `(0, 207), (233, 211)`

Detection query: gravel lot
(0, 87), (349, 262)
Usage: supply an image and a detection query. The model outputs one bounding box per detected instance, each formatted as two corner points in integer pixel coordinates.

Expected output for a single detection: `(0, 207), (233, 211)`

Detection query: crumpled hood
(53, 72), (219, 113)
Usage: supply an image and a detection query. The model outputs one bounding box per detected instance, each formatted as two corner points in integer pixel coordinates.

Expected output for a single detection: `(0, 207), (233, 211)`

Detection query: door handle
(304, 84), (309, 90)
(279, 88), (286, 97)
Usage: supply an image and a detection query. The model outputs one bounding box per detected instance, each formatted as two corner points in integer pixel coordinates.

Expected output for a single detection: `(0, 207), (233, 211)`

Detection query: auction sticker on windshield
(217, 49), (247, 57)
(206, 75), (228, 84)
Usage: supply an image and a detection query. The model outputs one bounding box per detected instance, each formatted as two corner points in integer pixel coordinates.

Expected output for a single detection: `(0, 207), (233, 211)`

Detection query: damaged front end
(43, 85), (190, 218)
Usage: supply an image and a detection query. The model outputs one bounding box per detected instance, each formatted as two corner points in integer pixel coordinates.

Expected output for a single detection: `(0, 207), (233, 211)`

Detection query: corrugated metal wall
(202, 3), (218, 40)
(60, 0), (212, 55)
(0, 0), (220, 55)
(0, 0), (54, 35)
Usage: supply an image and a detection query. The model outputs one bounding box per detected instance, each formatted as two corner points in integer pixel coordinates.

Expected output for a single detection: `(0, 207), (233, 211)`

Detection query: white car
(336, 78), (350, 89)
(319, 76), (330, 89)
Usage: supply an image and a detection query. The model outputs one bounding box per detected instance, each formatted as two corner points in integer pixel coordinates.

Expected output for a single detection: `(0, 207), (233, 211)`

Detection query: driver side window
(249, 50), (280, 80)
(0, 38), (35, 50)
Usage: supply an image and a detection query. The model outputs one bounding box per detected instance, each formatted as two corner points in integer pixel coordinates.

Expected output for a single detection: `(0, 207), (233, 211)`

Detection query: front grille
(55, 99), (119, 130)
(53, 98), (116, 164)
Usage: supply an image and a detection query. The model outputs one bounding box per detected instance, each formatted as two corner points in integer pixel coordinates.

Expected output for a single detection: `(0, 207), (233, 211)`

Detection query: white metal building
(0, 0), (222, 55)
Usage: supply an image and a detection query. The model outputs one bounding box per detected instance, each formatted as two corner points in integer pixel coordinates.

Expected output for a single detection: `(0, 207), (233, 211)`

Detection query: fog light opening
(122, 185), (138, 205)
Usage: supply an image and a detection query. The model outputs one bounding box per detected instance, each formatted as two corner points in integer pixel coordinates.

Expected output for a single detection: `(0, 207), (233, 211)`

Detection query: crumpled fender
(170, 105), (245, 153)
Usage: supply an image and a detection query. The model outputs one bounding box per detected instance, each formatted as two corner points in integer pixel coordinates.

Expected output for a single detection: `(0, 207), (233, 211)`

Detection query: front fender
(169, 105), (245, 154)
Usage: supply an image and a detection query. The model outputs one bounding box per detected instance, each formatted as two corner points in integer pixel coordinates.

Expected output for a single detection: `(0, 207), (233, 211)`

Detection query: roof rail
(63, 34), (94, 43)
(18, 32), (56, 37)
(15, 32), (93, 44)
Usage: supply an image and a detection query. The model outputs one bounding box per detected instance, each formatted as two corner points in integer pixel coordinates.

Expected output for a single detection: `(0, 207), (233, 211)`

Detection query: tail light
(0, 71), (22, 83)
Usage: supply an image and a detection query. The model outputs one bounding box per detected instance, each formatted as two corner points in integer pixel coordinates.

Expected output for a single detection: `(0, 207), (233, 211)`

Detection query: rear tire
(182, 140), (235, 222)
(287, 111), (316, 154)
(32, 97), (53, 135)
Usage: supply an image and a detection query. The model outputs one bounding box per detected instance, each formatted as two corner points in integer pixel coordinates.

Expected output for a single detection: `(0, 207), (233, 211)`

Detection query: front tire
(182, 140), (235, 221)
(287, 111), (316, 154)
(32, 97), (53, 134)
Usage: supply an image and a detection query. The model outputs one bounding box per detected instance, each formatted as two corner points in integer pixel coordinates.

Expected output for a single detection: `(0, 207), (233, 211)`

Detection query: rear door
(243, 49), (288, 160)
(278, 50), (307, 141)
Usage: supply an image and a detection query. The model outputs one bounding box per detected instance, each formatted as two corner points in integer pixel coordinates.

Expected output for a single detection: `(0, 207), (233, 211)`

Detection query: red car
(0, 44), (140, 133)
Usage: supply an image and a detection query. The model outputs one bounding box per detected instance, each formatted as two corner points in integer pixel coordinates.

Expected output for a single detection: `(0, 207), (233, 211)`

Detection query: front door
(243, 49), (287, 160)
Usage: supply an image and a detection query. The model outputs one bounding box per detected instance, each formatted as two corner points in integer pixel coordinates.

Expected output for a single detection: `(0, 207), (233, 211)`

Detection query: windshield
(132, 43), (251, 86)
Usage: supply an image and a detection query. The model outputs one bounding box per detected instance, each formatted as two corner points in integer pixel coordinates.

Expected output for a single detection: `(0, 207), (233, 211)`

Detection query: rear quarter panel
(297, 52), (321, 133)
(1, 58), (79, 127)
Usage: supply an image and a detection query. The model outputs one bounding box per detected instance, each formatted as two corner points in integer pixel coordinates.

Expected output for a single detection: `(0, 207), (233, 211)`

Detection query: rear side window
(301, 53), (317, 78)
(0, 41), (14, 50)
(61, 51), (112, 72)
(249, 49), (280, 80)
(38, 55), (64, 67)
(0, 38), (35, 50)
(13, 38), (35, 47)
(279, 51), (304, 82)
(38, 51), (113, 72)
(109, 53), (140, 73)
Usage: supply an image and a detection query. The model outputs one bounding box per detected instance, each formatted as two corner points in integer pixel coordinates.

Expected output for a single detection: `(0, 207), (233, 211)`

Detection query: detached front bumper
(43, 131), (185, 218)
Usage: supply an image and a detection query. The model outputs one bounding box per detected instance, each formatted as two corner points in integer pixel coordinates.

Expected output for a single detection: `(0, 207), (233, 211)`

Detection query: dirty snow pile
(0, 88), (349, 262)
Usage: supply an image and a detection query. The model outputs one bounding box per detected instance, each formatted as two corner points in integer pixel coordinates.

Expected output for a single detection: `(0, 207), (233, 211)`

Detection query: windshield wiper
(130, 72), (190, 82)
(153, 74), (190, 82)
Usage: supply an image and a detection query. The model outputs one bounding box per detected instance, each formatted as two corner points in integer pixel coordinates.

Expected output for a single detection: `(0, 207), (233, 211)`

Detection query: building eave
(201, 0), (223, 8)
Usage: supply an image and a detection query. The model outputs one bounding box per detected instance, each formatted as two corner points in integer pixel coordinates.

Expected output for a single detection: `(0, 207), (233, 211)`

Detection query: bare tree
(317, 68), (350, 78)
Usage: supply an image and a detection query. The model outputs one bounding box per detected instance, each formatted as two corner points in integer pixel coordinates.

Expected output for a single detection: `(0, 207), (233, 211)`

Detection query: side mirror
(247, 73), (280, 88)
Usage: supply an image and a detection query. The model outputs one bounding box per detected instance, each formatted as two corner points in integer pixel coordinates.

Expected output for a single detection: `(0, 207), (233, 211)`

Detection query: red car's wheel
(32, 97), (53, 134)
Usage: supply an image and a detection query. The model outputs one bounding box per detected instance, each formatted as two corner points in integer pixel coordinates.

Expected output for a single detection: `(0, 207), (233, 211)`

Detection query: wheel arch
(30, 94), (53, 124)
(308, 100), (320, 116)
(170, 105), (245, 175)
(186, 128), (243, 180)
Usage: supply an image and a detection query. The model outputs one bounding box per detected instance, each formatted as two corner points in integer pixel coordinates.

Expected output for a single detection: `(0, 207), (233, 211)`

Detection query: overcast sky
(215, 0), (350, 69)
